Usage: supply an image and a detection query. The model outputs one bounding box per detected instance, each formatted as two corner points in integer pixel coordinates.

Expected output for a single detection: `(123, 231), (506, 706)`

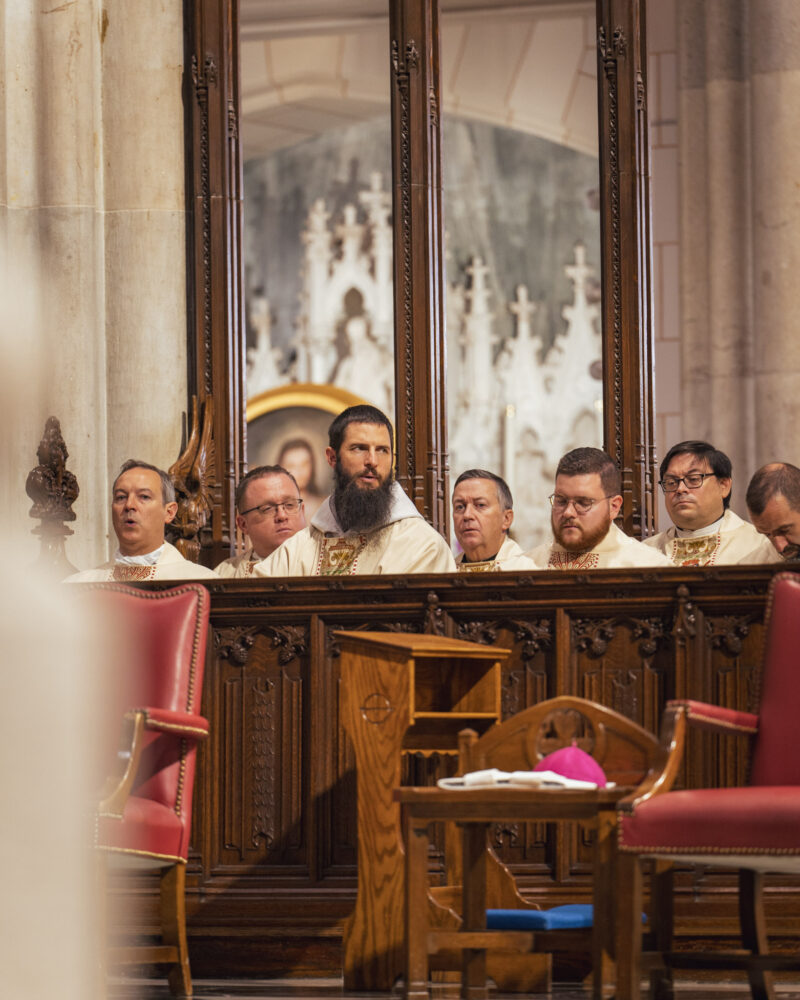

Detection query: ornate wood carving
(185, 0), (246, 568)
(215, 625), (259, 666)
(25, 416), (79, 578)
(596, 0), (655, 537)
(706, 614), (755, 657)
(629, 615), (669, 658)
(169, 394), (215, 562)
(389, 0), (449, 535)
(572, 616), (617, 657)
(101, 566), (795, 976)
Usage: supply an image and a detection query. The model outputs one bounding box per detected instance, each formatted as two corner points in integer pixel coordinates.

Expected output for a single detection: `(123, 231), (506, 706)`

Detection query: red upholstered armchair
(92, 583), (210, 998)
(616, 571), (800, 1000)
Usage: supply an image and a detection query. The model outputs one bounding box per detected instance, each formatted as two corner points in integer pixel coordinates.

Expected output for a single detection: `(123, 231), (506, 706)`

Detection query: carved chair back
(459, 695), (665, 787)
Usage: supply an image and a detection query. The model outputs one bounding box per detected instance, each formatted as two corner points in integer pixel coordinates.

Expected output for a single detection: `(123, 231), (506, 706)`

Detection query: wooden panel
(101, 565), (800, 976)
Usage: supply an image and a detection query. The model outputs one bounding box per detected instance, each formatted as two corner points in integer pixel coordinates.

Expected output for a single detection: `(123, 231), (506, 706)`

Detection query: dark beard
(333, 462), (394, 533)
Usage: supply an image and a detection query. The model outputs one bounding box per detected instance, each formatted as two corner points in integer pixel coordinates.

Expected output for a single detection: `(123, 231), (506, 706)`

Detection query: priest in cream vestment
(66, 460), (218, 582)
(526, 447), (670, 570)
(254, 405), (455, 577)
(452, 469), (537, 571)
(215, 466), (306, 577)
(644, 440), (775, 566)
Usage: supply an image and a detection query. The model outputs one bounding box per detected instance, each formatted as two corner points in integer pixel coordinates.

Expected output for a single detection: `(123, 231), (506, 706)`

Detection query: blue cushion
(486, 904), (594, 931)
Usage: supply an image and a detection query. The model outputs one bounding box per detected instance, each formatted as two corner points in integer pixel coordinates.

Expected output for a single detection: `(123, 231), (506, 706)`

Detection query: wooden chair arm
(97, 710), (146, 819)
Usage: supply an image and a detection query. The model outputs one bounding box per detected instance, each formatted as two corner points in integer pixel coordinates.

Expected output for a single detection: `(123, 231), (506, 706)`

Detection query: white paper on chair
(437, 768), (599, 791)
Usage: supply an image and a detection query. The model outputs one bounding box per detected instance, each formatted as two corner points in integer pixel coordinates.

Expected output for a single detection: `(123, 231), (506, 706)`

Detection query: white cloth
(455, 535), (538, 572)
(66, 541), (218, 582)
(253, 482), (456, 576)
(214, 546), (260, 579)
(526, 522), (671, 570)
(644, 509), (777, 566)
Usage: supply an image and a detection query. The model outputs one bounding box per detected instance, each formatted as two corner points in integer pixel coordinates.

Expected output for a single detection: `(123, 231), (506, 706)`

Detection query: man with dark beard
(526, 447), (670, 569)
(254, 405), (455, 576)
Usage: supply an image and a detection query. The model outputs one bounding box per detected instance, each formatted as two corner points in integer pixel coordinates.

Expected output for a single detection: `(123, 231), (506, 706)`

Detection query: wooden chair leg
(95, 850), (108, 1000)
(739, 869), (775, 1000)
(649, 861), (674, 1000)
(614, 851), (643, 1000)
(161, 863), (192, 997)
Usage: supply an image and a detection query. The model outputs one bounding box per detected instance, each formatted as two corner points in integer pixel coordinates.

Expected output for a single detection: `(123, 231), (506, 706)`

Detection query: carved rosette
(264, 624), (308, 666)
(572, 617), (617, 657)
(215, 626), (259, 667)
(629, 616), (669, 658)
(706, 615), (755, 657)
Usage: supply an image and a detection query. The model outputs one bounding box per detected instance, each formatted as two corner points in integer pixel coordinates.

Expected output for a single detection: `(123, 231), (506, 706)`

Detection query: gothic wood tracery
(185, 0), (655, 554)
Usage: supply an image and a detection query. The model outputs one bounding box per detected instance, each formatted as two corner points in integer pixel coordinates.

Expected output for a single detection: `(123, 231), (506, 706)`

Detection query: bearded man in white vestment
(744, 462), (800, 562)
(67, 460), (218, 582)
(452, 469), (536, 571)
(254, 405), (455, 576)
(644, 441), (775, 566)
(527, 448), (670, 570)
(215, 466), (306, 577)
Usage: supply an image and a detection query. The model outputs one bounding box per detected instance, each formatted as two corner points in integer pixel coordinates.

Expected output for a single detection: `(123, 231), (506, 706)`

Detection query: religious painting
(246, 384), (366, 520)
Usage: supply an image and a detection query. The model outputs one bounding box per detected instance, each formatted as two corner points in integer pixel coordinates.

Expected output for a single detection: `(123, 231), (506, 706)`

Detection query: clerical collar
(114, 543), (165, 566)
(463, 551), (498, 564)
(675, 513), (725, 539)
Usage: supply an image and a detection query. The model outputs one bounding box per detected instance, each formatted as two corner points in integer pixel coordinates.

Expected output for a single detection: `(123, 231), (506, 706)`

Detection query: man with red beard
(527, 447), (670, 570)
(254, 405), (455, 576)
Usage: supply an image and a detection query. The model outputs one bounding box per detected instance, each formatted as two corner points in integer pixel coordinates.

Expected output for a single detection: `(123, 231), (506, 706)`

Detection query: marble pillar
(749, 0), (800, 465)
(0, 1), (187, 570)
(679, 0), (800, 511)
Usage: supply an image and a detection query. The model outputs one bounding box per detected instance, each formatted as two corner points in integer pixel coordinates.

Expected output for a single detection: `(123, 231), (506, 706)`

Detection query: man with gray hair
(67, 459), (218, 581)
(452, 469), (536, 571)
(744, 462), (800, 561)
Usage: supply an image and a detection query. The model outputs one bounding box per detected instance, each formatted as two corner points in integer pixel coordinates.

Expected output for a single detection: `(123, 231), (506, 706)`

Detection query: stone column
(0, 1), (187, 569)
(678, 0), (800, 510)
(749, 0), (800, 465)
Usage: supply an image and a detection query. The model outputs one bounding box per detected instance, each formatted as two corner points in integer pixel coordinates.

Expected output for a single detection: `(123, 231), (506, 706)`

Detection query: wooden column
(184, 0), (247, 566)
(389, 0), (449, 537)
(596, 0), (656, 538)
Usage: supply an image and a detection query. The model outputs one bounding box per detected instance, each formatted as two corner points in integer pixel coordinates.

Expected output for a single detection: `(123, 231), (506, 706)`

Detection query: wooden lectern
(337, 630), (508, 990)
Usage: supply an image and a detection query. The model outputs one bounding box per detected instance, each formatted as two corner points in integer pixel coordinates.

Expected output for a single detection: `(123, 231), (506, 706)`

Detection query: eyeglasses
(549, 494), (615, 515)
(659, 473), (716, 493)
(240, 499), (303, 519)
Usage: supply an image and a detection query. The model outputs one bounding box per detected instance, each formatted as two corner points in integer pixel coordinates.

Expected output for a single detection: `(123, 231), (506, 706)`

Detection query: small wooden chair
(437, 695), (672, 994)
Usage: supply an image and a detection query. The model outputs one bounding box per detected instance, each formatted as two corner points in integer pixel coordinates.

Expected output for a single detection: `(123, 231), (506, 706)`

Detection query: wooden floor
(108, 976), (800, 999)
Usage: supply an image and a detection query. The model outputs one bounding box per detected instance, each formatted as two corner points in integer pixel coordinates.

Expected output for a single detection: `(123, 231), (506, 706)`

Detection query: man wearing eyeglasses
(644, 440), (774, 566)
(254, 404), (456, 576)
(526, 447), (670, 569)
(215, 465), (307, 577)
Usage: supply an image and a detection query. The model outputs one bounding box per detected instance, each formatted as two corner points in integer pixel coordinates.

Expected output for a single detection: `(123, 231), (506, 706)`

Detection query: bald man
(744, 462), (800, 562)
